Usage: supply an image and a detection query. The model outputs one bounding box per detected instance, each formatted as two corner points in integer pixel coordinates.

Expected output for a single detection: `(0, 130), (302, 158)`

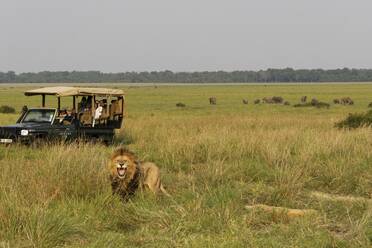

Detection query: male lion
(108, 148), (169, 200)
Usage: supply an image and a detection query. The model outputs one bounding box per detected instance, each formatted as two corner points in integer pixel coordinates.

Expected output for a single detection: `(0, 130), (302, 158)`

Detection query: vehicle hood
(0, 122), (51, 130)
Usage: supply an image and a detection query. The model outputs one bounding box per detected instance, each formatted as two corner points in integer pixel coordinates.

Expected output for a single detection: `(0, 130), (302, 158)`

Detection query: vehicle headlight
(21, 130), (29, 136)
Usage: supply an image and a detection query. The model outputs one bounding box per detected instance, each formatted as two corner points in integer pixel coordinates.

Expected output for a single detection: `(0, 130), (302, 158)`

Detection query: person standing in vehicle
(93, 101), (103, 127)
(78, 97), (87, 112)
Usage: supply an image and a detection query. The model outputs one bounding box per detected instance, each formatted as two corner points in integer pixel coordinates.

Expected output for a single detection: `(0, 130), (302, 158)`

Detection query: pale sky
(1, 0), (372, 72)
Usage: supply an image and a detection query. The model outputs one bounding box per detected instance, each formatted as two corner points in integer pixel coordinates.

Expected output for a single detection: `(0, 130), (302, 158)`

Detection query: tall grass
(0, 113), (370, 247)
(0, 84), (371, 247)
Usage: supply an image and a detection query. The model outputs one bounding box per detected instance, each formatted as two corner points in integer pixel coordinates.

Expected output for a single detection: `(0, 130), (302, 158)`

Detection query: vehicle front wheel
(103, 135), (114, 146)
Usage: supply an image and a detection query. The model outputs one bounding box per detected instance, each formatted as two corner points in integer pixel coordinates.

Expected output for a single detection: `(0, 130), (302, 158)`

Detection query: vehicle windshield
(22, 109), (56, 123)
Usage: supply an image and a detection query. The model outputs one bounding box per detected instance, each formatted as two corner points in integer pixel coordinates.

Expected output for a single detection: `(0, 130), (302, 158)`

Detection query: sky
(1, 0), (372, 72)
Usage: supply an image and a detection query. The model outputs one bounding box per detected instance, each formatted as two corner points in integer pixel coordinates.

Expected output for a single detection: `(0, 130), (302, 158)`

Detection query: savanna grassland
(0, 83), (371, 247)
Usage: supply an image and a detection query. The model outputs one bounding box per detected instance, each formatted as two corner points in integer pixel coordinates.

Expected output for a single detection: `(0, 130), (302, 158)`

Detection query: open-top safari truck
(0, 86), (124, 145)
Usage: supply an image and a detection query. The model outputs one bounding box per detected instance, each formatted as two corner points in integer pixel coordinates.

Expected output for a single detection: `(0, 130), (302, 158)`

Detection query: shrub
(284, 101), (290, 106)
(242, 99), (248, 105)
(254, 99), (260, 104)
(293, 101), (330, 109)
(368, 102), (372, 108)
(335, 110), (372, 129)
(272, 96), (283, 104)
(176, 103), (186, 108)
(293, 103), (311, 108)
(310, 98), (319, 105)
(262, 96), (284, 104)
(0, 105), (15, 114)
(314, 102), (330, 108)
(262, 97), (274, 104)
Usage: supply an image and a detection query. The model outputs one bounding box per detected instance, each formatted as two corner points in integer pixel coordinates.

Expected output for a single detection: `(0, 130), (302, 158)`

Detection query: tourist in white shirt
(93, 101), (103, 127)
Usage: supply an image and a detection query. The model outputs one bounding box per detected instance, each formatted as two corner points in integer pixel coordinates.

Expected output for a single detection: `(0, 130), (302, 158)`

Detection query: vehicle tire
(104, 136), (114, 146)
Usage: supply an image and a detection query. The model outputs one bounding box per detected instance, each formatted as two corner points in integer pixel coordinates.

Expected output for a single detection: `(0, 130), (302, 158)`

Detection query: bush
(272, 96), (284, 104)
(176, 103), (186, 108)
(335, 110), (372, 129)
(293, 103), (311, 108)
(315, 102), (330, 108)
(0, 105), (15, 113)
(310, 98), (319, 105)
(293, 101), (330, 109)
(262, 96), (284, 104)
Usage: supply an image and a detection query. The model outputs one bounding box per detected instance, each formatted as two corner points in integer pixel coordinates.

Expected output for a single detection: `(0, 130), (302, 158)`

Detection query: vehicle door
(50, 118), (78, 142)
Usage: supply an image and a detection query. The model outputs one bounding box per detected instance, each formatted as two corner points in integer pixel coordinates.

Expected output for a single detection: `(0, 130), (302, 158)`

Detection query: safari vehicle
(0, 86), (124, 145)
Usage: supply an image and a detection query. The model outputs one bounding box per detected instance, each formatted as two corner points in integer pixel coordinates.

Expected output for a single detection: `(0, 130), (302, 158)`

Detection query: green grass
(0, 83), (371, 247)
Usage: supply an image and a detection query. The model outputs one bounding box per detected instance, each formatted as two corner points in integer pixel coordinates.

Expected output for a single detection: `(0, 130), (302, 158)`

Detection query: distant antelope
(340, 97), (354, 105)
(209, 97), (217, 105)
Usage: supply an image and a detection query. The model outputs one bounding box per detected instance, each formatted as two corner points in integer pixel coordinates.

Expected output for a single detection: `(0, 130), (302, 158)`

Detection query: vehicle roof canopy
(24, 86), (124, 97)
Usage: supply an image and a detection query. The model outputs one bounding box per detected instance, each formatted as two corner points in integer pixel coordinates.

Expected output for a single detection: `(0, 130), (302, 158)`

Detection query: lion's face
(109, 149), (137, 181)
(114, 156), (130, 179)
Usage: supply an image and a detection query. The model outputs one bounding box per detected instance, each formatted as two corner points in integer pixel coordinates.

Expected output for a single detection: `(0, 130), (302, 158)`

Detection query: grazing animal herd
(187, 96), (357, 108)
(173, 95), (372, 109)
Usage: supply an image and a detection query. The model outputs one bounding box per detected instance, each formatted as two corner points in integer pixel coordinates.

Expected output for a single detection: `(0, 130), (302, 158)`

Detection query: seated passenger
(86, 96), (92, 110)
(62, 109), (76, 125)
(59, 109), (67, 117)
(79, 112), (93, 126)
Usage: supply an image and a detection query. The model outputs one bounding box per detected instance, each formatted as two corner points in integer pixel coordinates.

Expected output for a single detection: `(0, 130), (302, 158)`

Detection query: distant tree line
(2, 68), (372, 83)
